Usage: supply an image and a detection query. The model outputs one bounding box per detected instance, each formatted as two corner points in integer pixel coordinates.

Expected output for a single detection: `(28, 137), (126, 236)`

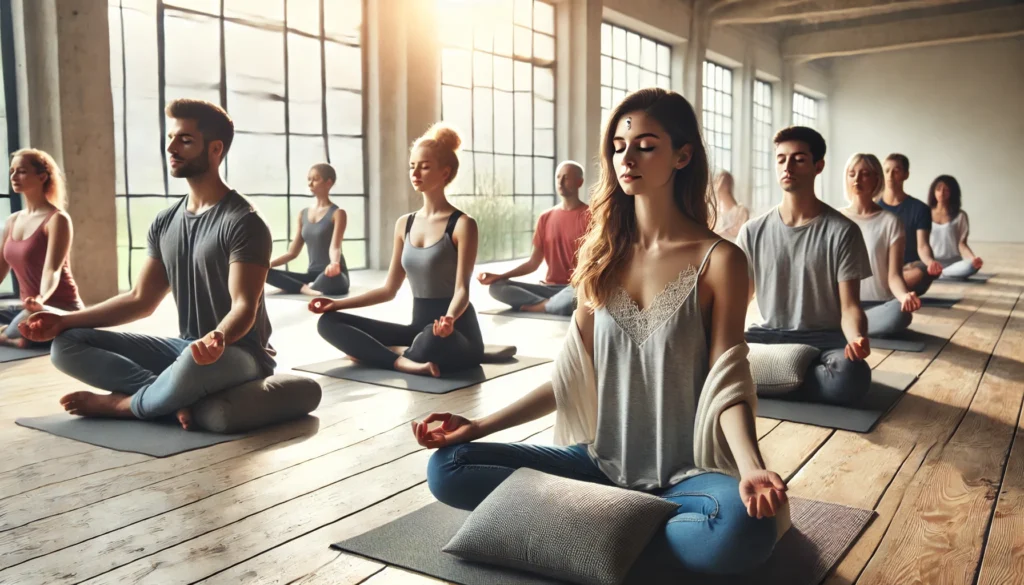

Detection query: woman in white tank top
(839, 153), (920, 338)
(712, 170), (749, 241)
(927, 175), (983, 280)
(412, 89), (786, 577)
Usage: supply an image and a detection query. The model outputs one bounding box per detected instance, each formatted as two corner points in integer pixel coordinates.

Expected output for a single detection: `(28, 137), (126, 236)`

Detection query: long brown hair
(572, 88), (714, 308)
(12, 148), (67, 210)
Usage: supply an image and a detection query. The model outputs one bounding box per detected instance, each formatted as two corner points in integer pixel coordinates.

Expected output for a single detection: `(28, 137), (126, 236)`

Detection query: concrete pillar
(682, 0), (712, 121)
(558, 0), (602, 199)
(12, 0), (118, 304)
(779, 60), (794, 130)
(736, 46), (755, 207)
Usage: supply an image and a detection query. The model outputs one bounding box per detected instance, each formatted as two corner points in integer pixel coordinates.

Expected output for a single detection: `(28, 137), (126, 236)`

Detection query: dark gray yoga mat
(296, 355), (551, 394)
(0, 345), (50, 363)
(940, 272), (994, 284)
(920, 295), (961, 308)
(757, 370), (917, 433)
(479, 308), (571, 322)
(334, 497), (874, 585)
(868, 337), (926, 352)
(15, 413), (248, 457)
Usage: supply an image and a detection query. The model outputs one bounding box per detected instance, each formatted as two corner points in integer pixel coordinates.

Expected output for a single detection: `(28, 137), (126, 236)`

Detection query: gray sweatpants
(744, 327), (871, 406)
(863, 299), (913, 338)
(488, 279), (576, 316)
(939, 258), (980, 280)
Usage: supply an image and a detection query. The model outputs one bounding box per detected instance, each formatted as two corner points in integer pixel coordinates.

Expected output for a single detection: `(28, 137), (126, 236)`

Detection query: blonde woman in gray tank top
(412, 89), (787, 576)
(266, 163), (350, 296)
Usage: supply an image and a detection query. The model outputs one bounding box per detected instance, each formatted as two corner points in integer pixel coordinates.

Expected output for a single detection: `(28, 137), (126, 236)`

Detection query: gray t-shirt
(147, 190), (276, 374)
(737, 204), (872, 331)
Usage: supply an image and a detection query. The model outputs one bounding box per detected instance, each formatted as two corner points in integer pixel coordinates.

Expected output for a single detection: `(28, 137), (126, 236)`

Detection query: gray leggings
(488, 279), (576, 316)
(745, 328), (871, 406)
(939, 258), (980, 280)
(863, 299), (913, 338)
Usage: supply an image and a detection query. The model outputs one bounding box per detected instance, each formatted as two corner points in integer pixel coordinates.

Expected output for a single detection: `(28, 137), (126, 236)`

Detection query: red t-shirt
(533, 205), (591, 285)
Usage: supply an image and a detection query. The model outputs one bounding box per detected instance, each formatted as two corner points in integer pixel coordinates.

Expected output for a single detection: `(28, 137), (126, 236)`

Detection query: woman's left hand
(432, 316), (454, 338)
(972, 257), (984, 269)
(23, 297), (44, 313)
(324, 262), (342, 277)
(738, 469), (788, 519)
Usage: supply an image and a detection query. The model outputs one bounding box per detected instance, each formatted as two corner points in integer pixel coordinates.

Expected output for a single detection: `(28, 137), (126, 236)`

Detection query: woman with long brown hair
(411, 89), (786, 575)
(0, 149), (82, 347)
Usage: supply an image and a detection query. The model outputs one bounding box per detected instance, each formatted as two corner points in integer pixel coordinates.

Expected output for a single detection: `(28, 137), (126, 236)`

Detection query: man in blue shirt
(878, 153), (942, 296)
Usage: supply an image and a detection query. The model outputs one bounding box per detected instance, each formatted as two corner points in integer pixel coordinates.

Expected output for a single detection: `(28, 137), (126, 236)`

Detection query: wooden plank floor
(1, 243), (1022, 585)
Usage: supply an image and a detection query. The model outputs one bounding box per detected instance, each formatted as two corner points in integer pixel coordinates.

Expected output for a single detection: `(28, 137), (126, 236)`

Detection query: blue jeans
(488, 279), (576, 316)
(863, 299), (913, 338)
(427, 442), (778, 575)
(50, 328), (265, 419)
(940, 258), (980, 280)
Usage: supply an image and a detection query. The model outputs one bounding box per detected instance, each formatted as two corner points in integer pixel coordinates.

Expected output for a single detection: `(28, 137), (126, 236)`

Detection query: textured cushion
(748, 343), (821, 396)
(192, 374), (322, 433)
(442, 468), (677, 585)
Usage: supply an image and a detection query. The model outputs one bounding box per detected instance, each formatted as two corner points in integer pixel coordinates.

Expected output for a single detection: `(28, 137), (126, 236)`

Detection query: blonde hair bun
(426, 123), (462, 152)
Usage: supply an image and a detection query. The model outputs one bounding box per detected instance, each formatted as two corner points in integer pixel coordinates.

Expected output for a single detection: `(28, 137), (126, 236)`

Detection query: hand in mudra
(739, 469), (788, 519)
(901, 291), (921, 313)
(972, 257), (984, 270)
(477, 272), (500, 285)
(433, 316), (454, 338)
(190, 330), (225, 365)
(411, 412), (480, 449)
(308, 297), (336, 314)
(325, 262), (342, 277)
(18, 311), (63, 342)
(23, 297), (44, 314)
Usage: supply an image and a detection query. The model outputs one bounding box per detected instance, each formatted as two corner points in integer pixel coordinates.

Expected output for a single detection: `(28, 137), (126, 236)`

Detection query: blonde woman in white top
(840, 153), (920, 337)
(927, 175), (983, 280)
(713, 171), (749, 241)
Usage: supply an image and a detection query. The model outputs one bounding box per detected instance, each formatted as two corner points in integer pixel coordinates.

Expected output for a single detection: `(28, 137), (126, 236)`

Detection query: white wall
(828, 37), (1024, 242)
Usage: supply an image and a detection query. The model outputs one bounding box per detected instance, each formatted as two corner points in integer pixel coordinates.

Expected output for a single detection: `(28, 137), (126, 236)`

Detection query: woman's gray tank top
(588, 240), (725, 491)
(301, 205), (342, 273)
(401, 211), (463, 299)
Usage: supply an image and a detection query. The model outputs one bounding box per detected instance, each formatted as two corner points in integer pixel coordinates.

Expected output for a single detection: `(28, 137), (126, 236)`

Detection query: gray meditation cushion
(748, 342), (821, 396)
(442, 468), (678, 585)
(192, 374), (322, 433)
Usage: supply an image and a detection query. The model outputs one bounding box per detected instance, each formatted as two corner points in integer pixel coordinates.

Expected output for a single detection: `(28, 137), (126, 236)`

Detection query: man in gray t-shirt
(737, 126), (873, 406)
(21, 99), (275, 428)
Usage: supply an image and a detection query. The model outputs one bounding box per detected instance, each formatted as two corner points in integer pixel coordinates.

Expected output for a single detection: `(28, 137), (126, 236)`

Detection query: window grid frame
(702, 60), (733, 173)
(599, 21), (671, 122)
(439, 0), (557, 262)
(792, 91), (819, 129)
(110, 0), (369, 290)
(751, 78), (773, 213)
(0, 0), (19, 298)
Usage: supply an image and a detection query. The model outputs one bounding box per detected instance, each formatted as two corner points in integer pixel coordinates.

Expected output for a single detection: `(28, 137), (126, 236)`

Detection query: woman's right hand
(18, 311), (64, 342)
(308, 297), (337, 314)
(900, 291), (921, 313)
(324, 262), (342, 278)
(411, 412), (482, 449)
(477, 272), (500, 285)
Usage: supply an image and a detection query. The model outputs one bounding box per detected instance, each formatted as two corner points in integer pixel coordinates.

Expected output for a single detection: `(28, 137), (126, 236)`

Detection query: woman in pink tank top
(0, 149), (82, 347)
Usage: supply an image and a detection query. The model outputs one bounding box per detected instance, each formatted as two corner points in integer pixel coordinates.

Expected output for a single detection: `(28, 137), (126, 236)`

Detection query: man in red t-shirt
(478, 161), (591, 316)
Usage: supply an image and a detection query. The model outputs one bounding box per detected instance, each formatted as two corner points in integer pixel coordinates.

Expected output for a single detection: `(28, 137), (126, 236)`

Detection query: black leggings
(267, 268), (349, 296)
(317, 297), (485, 373)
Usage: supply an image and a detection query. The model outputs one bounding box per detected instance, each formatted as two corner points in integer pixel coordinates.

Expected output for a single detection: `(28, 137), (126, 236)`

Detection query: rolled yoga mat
(479, 308), (572, 322)
(296, 352), (551, 394)
(333, 497), (875, 585)
(757, 370), (918, 433)
(0, 345), (50, 363)
(15, 413), (250, 457)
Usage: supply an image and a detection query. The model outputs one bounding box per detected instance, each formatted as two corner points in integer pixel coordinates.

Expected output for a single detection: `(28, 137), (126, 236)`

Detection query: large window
(600, 22), (671, 122)
(0, 0), (17, 297)
(438, 0), (556, 262)
(108, 0), (367, 291)
(702, 61), (733, 172)
(751, 79), (773, 213)
(792, 92), (819, 128)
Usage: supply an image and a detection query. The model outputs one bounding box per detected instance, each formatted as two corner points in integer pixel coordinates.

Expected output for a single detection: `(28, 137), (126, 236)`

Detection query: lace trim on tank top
(606, 264), (698, 346)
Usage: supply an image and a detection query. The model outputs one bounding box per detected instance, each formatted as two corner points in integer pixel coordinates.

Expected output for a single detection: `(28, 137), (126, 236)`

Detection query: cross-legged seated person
(309, 124), (484, 378)
(839, 153), (920, 338)
(478, 161), (590, 316)
(0, 149), (83, 348)
(266, 163), (350, 297)
(414, 90), (786, 576)
(878, 154), (943, 296)
(20, 99), (275, 429)
(928, 175), (983, 280)
(738, 127), (873, 406)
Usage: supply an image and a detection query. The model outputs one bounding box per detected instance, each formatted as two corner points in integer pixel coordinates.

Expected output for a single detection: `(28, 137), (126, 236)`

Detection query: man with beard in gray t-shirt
(737, 126), (873, 406)
(21, 99), (275, 430)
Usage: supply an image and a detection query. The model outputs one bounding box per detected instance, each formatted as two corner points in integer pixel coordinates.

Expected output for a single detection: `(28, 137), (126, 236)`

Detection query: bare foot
(299, 284), (321, 297)
(176, 407), (194, 431)
(59, 391), (135, 418)
(14, 337), (30, 349)
(394, 356), (440, 378)
(0, 334), (14, 348)
(520, 300), (548, 313)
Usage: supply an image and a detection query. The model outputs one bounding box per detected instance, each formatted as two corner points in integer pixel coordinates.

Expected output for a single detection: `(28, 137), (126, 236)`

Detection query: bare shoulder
(48, 210), (73, 231)
(703, 240), (748, 283)
(334, 207), (347, 220)
(454, 213), (478, 234)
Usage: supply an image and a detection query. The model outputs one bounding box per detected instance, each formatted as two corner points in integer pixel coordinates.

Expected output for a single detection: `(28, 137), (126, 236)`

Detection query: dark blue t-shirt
(878, 196), (931, 264)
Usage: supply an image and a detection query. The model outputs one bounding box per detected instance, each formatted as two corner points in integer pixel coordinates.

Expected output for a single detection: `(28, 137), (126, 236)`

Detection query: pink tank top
(2, 210), (82, 311)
